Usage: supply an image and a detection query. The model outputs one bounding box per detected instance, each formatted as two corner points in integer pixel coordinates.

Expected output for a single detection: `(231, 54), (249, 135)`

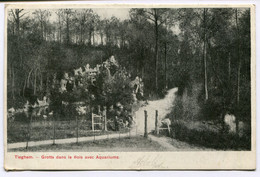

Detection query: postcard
(4, 3), (256, 170)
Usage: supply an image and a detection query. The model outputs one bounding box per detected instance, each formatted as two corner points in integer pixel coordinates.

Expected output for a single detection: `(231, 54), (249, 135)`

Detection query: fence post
(53, 115), (56, 145)
(144, 110), (148, 138)
(91, 107), (94, 132)
(103, 106), (107, 131)
(118, 116), (120, 140)
(135, 113), (138, 136)
(92, 113), (95, 141)
(155, 110), (159, 135)
(76, 116), (79, 144)
(91, 107), (95, 141)
(26, 114), (32, 149)
(98, 105), (101, 115)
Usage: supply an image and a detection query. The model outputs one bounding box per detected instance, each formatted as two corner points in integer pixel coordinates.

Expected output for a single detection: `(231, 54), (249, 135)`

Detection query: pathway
(8, 87), (212, 151)
(134, 88), (178, 134)
(8, 132), (131, 150)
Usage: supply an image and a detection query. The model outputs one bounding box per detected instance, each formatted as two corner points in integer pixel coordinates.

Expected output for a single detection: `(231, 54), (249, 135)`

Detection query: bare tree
(60, 9), (74, 44)
(55, 10), (64, 43)
(235, 8), (241, 134)
(73, 9), (93, 45)
(138, 8), (171, 91)
(33, 9), (51, 40)
(203, 8), (208, 101)
(9, 9), (28, 99)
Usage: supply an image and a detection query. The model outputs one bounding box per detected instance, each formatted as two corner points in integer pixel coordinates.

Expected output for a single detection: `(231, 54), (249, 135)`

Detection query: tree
(73, 9), (91, 44)
(203, 8), (209, 101)
(33, 9), (51, 40)
(82, 9), (97, 46)
(118, 20), (129, 48)
(9, 9), (28, 99)
(61, 9), (74, 45)
(10, 9), (28, 36)
(55, 10), (64, 43)
(97, 19), (106, 45)
(130, 8), (173, 91)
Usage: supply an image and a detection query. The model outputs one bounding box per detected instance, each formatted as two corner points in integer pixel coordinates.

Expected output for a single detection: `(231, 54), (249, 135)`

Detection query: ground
(134, 88), (178, 134)
(7, 118), (130, 143)
(149, 134), (214, 151)
(8, 88), (216, 151)
(9, 136), (167, 152)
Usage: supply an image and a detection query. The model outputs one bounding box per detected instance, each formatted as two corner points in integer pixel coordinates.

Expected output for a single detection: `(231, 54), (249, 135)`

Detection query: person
(114, 116), (119, 131)
(60, 72), (69, 93)
(106, 105), (116, 131)
(122, 109), (132, 127)
(66, 76), (74, 92)
(85, 64), (90, 72)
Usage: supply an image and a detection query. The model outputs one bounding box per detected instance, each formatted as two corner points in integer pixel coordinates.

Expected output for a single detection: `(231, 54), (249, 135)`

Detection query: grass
(166, 86), (251, 151)
(7, 117), (130, 143)
(9, 136), (167, 152)
(170, 120), (251, 150)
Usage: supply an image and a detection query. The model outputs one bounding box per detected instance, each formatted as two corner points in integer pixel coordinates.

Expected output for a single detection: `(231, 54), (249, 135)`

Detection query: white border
(0, 0), (259, 176)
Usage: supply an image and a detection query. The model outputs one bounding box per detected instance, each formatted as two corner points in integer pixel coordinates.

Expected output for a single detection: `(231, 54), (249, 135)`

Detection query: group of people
(107, 103), (134, 131)
(131, 76), (145, 102)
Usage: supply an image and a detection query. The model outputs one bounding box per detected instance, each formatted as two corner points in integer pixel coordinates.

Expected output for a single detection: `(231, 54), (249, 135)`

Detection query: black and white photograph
(3, 3), (256, 170)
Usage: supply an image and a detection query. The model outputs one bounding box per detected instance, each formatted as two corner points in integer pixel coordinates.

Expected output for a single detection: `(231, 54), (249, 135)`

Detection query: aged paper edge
(3, 3), (256, 171)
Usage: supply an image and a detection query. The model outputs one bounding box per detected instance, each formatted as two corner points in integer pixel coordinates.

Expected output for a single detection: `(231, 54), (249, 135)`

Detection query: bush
(167, 83), (251, 150)
(171, 120), (251, 150)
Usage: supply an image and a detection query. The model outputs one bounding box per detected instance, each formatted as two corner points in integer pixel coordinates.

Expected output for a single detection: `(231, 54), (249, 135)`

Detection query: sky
(93, 8), (131, 20)
(8, 8), (180, 35)
(22, 8), (132, 22)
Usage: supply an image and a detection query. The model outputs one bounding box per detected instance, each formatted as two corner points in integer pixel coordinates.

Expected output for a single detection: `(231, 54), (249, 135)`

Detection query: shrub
(171, 120), (251, 150)
(167, 83), (251, 150)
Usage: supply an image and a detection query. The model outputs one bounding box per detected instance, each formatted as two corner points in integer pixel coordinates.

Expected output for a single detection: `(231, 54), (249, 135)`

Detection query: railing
(7, 112), (138, 149)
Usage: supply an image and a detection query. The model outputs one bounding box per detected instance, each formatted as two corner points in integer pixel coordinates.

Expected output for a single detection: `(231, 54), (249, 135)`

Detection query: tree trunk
(100, 32), (103, 45)
(121, 36), (124, 48)
(164, 42), (168, 89)
(27, 69), (33, 88)
(40, 71), (43, 92)
(228, 52), (231, 82)
(15, 10), (23, 67)
(154, 13), (159, 91)
(12, 21), (15, 35)
(203, 8), (208, 101)
(34, 69), (37, 95)
(11, 64), (15, 100)
(44, 22), (47, 41)
(15, 10), (20, 36)
(59, 21), (62, 44)
(114, 36), (117, 47)
(8, 63), (12, 80)
(80, 25), (83, 44)
(40, 21), (44, 40)
(106, 33), (110, 45)
(23, 74), (27, 97)
(92, 31), (95, 45)
(235, 8), (241, 134)
(66, 14), (70, 44)
(88, 30), (92, 46)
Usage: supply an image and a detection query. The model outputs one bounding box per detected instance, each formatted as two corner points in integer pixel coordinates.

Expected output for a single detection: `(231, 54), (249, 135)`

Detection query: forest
(7, 8), (251, 149)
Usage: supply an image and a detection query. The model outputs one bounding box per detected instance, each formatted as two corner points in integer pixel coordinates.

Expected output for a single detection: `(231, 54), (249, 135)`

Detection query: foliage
(7, 8), (251, 132)
(171, 120), (251, 150)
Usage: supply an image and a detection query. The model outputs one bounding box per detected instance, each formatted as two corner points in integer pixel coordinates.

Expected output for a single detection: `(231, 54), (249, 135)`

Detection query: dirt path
(8, 132), (131, 150)
(149, 135), (214, 151)
(133, 88), (214, 151)
(134, 88), (178, 134)
(8, 88), (212, 151)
